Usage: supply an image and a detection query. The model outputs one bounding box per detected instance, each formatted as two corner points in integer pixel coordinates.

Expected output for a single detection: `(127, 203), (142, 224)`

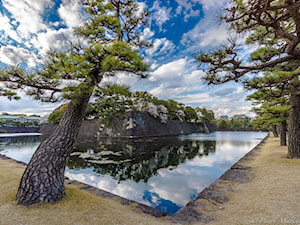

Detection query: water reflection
(68, 138), (216, 183)
(0, 131), (268, 215)
(0, 134), (41, 163)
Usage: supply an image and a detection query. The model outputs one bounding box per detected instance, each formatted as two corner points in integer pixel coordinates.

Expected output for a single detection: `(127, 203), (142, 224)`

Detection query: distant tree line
(196, 0), (300, 156)
(0, 119), (40, 128)
(217, 116), (252, 129)
(0, 113), (42, 127)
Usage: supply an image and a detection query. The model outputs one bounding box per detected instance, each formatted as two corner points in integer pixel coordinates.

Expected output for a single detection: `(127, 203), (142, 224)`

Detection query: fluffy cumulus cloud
(0, 0), (83, 114)
(29, 28), (76, 56)
(0, 0), (82, 67)
(58, 0), (82, 28)
(150, 0), (172, 31)
(146, 38), (176, 57)
(173, 81), (254, 117)
(102, 57), (206, 100)
(1, 0), (52, 39)
(181, 0), (230, 50)
(0, 45), (38, 67)
(175, 0), (201, 22)
(0, 0), (255, 118)
(140, 27), (155, 42)
(0, 94), (60, 116)
(148, 58), (205, 98)
(201, 86), (254, 117)
(102, 56), (254, 118)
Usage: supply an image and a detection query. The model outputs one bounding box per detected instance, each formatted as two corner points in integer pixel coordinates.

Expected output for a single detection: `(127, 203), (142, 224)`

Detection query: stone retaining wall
(0, 126), (40, 133)
(41, 110), (216, 138)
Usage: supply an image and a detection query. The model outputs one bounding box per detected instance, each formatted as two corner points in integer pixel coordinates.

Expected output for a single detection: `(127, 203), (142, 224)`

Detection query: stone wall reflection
(67, 137), (216, 182)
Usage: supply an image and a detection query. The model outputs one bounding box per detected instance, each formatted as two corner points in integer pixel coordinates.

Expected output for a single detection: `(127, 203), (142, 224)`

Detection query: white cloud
(169, 79), (255, 117)
(0, 0), (255, 118)
(192, 0), (228, 10)
(175, 0), (201, 22)
(140, 27), (155, 42)
(0, 45), (38, 67)
(150, 85), (190, 99)
(101, 57), (206, 101)
(58, 0), (82, 28)
(150, 0), (172, 31)
(206, 101), (254, 118)
(181, 0), (230, 50)
(146, 38), (176, 57)
(1, 0), (53, 40)
(102, 57), (255, 118)
(0, 0), (82, 67)
(149, 58), (191, 82)
(0, 12), (22, 43)
(199, 85), (255, 117)
(176, 92), (214, 104)
(0, 94), (59, 116)
(147, 58), (208, 99)
(30, 28), (76, 56)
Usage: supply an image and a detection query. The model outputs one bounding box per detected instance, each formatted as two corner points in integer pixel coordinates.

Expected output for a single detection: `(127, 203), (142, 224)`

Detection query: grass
(206, 135), (300, 225)
(0, 158), (171, 225)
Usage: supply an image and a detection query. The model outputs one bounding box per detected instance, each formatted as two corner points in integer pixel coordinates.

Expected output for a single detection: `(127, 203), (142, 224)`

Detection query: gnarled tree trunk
(287, 77), (300, 158)
(16, 88), (93, 205)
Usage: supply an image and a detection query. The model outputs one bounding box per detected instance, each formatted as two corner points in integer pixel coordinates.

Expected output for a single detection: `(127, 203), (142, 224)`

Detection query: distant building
(220, 115), (229, 120)
(232, 114), (246, 121)
(0, 115), (47, 124)
(231, 114), (249, 124)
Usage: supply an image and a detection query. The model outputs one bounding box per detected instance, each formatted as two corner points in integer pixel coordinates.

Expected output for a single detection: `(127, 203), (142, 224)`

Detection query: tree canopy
(196, 0), (300, 158)
(0, 0), (149, 103)
(0, 0), (152, 206)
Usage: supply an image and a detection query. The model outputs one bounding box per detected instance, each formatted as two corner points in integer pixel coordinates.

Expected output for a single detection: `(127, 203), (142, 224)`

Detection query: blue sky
(0, 0), (254, 118)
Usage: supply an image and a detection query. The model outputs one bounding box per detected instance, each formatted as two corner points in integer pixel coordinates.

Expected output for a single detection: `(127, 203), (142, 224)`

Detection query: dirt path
(205, 135), (300, 225)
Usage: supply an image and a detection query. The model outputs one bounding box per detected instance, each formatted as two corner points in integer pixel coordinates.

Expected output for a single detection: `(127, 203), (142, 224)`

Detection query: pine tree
(0, 0), (149, 205)
(196, 0), (300, 158)
(246, 72), (290, 145)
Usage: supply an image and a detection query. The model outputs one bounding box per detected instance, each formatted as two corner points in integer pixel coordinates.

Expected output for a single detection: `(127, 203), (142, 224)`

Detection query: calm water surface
(0, 131), (267, 214)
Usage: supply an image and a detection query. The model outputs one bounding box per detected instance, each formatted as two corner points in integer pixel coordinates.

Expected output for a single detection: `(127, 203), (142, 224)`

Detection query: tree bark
(287, 77), (300, 158)
(272, 125), (279, 137)
(280, 120), (287, 146)
(16, 87), (93, 205)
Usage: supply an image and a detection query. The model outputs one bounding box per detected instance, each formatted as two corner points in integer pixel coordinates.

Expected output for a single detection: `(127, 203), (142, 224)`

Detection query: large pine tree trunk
(16, 88), (93, 205)
(287, 77), (300, 158)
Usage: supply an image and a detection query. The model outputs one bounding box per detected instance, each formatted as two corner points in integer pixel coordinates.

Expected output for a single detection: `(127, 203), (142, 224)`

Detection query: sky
(0, 0), (255, 118)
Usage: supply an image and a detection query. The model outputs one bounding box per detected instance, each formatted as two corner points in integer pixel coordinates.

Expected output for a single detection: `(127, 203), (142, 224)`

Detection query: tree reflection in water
(67, 137), (216, 183)
(1, 132), (268, 215)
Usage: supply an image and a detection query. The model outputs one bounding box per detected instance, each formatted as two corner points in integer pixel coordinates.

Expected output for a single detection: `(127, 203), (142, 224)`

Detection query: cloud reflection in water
(0, 131), (267, 215)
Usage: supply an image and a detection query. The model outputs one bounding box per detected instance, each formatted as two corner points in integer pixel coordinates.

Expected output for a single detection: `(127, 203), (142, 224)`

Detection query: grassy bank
(208, 135), (300, 225)
(0, 157), (171, 225)
(1, 135), (299, 225)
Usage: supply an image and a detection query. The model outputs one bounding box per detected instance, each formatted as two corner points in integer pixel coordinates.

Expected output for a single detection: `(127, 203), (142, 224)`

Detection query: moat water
(0, 131), (267, 215)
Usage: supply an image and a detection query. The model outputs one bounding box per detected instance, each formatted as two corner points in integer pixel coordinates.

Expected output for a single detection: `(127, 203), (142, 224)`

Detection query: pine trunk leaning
(16, 90), (92, 205)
